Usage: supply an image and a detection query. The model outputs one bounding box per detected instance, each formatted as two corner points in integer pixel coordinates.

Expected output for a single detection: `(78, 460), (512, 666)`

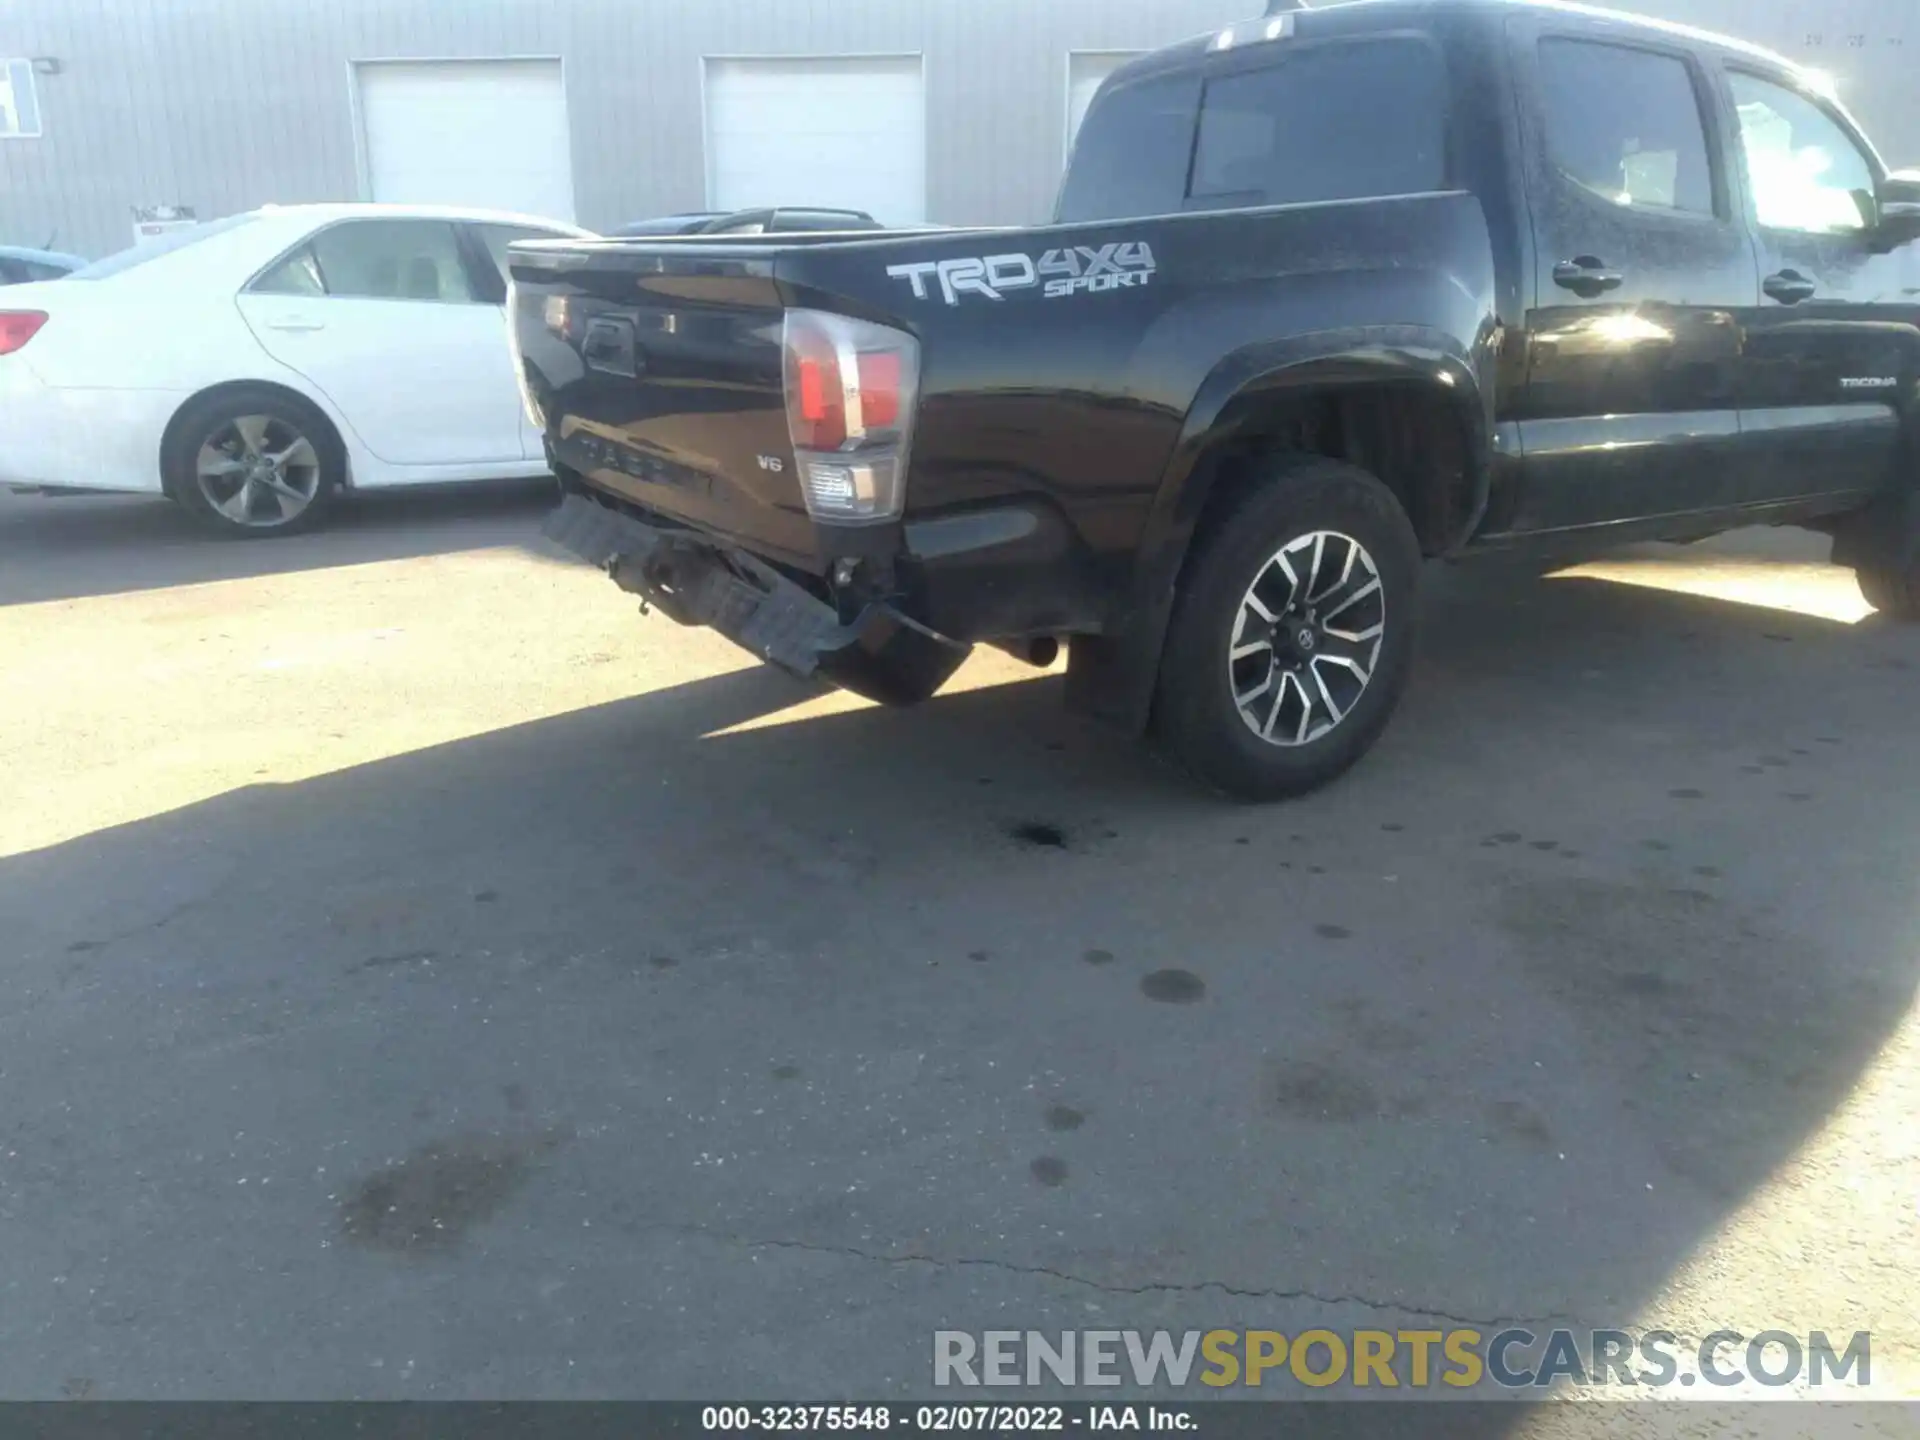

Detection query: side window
(1056, 72), (1202, 223)
(1190, 40), (1447, 207)
(251, 246), (326, 296)
(0, 258), (23, 285)
(1728, 73), (1877, 234)
(473, 223), (571, 290)
(308, 220), (477, 303)
(1, 58), (43, 138)
(1536, 40), (1715, 215)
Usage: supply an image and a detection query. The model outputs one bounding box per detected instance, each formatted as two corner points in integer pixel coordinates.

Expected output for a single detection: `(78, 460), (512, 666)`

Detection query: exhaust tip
(991, 636), (1061, 669)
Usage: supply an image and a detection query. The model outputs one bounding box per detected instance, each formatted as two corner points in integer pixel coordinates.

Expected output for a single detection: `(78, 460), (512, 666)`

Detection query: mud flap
(542, 493), (970, 704)
(1831, 489), (1915, 571)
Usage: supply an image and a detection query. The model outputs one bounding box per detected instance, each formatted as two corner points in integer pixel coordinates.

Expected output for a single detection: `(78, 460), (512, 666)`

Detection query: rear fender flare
(1066, 330), (1491, 733)
(1151, 328), (1492, 572)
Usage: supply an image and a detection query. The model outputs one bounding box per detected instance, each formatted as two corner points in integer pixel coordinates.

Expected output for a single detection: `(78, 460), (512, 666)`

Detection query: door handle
(1763, 270), (1817, 304)
(1553, 257), (1625, 297)
(263, 316), (326, 333)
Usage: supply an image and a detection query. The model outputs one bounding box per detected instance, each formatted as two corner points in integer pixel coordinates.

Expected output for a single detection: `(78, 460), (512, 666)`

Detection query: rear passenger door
(1505, 15), (1759, 533)
(1721, 68), (1910, 506)
(237, 217), (527, 470)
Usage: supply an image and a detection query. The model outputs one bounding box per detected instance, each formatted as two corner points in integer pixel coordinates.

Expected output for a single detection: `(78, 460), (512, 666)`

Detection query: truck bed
(508, 194), (1496, 634)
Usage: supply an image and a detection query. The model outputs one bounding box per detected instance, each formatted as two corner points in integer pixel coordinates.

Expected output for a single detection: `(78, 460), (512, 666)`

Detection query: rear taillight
(0, 312), (47, 356)
(781, 308), (920, 525)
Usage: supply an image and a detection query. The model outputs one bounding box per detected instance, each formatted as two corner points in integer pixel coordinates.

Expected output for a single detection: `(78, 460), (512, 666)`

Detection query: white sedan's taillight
(0, 312), (47, 357)
(781, 308), (920, 525)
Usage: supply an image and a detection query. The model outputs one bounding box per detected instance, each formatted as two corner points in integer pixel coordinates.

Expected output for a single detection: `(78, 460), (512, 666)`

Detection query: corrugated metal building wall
(2, 0), (1915, 259)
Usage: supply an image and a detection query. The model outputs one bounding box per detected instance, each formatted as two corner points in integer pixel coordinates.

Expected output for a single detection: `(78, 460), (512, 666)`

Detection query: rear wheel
(1845, 491), (1920, 620)
(166, 388), (342, 537)
(1152, 455), (1421, 801)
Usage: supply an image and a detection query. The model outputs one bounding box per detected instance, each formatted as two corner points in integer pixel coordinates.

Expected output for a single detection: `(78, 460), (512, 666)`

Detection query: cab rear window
(1057, 72), (1201, 224)
(1190, 39), (1447, 207)
(1058, 37), (1448, 223)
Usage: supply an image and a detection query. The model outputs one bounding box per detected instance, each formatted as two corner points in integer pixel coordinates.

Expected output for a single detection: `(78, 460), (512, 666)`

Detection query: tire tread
(1152, 454), (1421, 801)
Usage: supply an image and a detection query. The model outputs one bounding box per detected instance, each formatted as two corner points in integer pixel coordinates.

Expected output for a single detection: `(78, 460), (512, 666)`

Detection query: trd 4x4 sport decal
(887, 243), (1156, 305)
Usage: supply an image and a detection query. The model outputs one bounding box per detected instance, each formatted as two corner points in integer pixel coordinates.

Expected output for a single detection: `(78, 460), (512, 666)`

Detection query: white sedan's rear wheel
(166, 389), (342, 538)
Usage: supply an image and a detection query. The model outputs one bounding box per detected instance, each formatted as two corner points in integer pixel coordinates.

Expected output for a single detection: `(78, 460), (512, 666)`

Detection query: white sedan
(0, 203), (590, 535)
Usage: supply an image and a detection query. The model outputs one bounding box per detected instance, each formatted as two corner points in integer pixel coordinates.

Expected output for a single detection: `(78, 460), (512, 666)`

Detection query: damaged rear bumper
(542, 493), (971, 705)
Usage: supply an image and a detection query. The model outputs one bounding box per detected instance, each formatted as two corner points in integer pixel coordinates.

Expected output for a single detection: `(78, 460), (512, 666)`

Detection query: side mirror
(1871, 170), (1920, 250)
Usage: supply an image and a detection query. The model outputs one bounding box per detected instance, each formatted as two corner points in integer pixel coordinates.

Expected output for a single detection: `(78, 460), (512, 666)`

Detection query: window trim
(1531, 30), (1733, 225)
(1055, 67), (1203, 223)
(456, 223), (508, 303)
(251, 243), (329, 297)
(1064, 49), (1146, 167)
(1, 58), (43, 140)
(242, 217), (491, 306)
(1722, 64), (1886, 238)
(464, 221), (580, 303)
(1182, 29), (1455, 209)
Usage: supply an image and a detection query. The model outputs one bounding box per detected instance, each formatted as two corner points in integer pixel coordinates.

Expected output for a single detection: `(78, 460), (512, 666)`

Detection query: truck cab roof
(1116, 0), (1813, 92)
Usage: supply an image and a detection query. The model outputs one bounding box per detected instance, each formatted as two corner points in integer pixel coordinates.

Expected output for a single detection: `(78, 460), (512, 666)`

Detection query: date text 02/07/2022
(698, 1403), (1195, 1432)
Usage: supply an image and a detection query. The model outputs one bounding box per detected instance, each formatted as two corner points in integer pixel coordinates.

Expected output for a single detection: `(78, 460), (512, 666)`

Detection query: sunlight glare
(1548, 551), (1872, 624)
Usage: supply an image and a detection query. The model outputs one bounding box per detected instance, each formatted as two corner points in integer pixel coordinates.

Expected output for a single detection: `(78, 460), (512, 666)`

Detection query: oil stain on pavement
(340, 1129), (569, 1254)
(1008, 821), (1068, 849)
(1266, 1059), (1381, 1123)
(1029, 1156), (1070, 1187)
(1140, 969), (1206, 1004)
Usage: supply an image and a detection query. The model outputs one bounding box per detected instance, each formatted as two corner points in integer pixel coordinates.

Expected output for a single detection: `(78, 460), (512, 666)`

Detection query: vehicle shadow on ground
(1, 554), (1914, 1410)
(0, 480), (555, 607)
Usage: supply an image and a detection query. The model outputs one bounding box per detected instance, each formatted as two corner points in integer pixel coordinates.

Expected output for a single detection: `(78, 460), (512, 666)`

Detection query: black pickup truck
(509, 0), (1920, 800)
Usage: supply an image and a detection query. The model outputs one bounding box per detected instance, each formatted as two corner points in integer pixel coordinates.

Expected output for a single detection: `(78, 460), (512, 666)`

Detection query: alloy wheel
(1227, 529), (1386, 746)
(195, 414), (322, 528)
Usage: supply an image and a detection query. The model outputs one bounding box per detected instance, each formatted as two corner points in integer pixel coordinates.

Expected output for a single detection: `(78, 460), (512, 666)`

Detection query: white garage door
(357, 60), (576, 222)
(705, 57), (925, 224)
(1066, 53), (1143, 163)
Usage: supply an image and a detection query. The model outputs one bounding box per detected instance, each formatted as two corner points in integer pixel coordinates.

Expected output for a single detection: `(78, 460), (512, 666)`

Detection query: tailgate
(508, 242), (818, 565)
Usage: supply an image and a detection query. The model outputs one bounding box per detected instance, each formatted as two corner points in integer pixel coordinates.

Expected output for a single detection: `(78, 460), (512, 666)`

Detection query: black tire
(1846, 491), (1920, 620)
(1152, 455), (1422, 801)
(165, 387), (343, 538)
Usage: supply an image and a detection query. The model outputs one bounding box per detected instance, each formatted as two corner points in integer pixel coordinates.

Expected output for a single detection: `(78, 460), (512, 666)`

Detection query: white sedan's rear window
(71, 214), (258, 281)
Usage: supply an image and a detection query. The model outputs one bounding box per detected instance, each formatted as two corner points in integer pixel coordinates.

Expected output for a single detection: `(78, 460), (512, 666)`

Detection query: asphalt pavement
(1, 485), (1915, 1422)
